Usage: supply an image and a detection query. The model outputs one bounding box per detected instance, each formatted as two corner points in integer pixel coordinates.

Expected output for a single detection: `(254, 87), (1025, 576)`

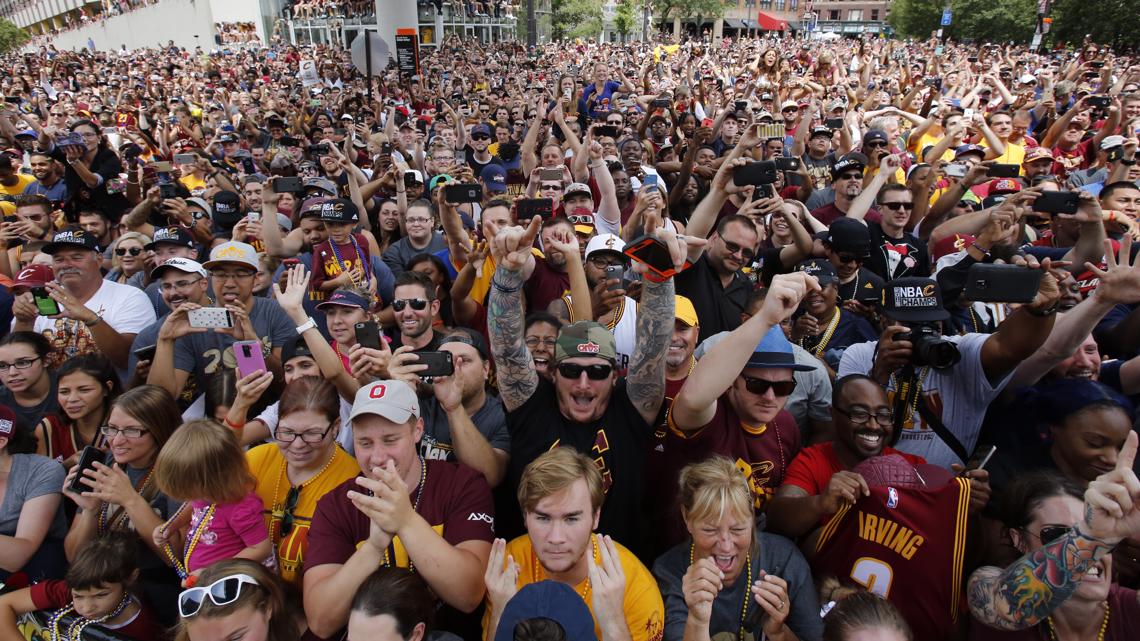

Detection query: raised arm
(487, 218), (542, 412)
(670, 273), (816, 431)
(968, 432), (1140, 630)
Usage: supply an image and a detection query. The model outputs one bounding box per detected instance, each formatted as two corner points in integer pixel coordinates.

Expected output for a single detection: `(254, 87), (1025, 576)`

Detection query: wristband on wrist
(491, 277), (522, 293)
(295, 317), (317, 335)
(84, 316), (101, 328)
(224, 416), (245, 431)
(1025, 302), (1059, 317)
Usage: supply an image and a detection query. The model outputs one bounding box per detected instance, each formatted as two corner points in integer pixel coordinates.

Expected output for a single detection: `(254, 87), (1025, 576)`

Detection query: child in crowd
(152, 419), (272, 586)
(0, 535), (162, 640)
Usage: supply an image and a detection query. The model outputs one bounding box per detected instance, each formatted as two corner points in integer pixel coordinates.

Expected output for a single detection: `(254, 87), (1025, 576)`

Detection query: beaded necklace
(530, 534), (599, 604)
(48, 593), (131, 641)
(328, 234), (370, 286)
(1045, 601), (1109, 641)
(381, 457), (427, 572)
(269, 449), (338, 545)
(799, 309), (842, 360)
(604, 297), (625, 332)
(161, 503), (217, 580)
(98, 466), (155, 534)
(688, 543), (752, 641)
(889, 367), (930, 425)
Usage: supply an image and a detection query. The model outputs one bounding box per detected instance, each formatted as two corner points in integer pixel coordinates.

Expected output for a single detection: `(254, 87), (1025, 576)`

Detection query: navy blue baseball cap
(494, 581), (598, 641)
(316, 290), (370, 310)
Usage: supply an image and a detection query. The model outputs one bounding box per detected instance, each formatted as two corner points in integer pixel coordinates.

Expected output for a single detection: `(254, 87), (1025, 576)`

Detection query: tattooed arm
(487, 221), (543, 413)
(968, 431), (1140, 630)
(626, 277), (675, 425)
(966, 527), (1117, 630)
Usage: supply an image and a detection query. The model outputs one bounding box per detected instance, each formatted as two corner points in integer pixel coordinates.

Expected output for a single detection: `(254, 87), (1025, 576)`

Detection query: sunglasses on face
(115, 246), (143, 256)
(178, 574), (261, 618)
(741, 376), (797, 396)
(1028, 525), (1071, 545)
(836, 252), (863, 264)
(471, 134), (490, 141)
(557, 362), (613, 380)
(864, 140), (888, 149)
(392, 298), (428, 312)
(835, 406), (894, 427)
(722, 239), (756, 261)
(881, 201), (914, 211)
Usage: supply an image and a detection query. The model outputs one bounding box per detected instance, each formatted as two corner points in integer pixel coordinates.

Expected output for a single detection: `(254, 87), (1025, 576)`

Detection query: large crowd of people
(0, 25), (1137, 641)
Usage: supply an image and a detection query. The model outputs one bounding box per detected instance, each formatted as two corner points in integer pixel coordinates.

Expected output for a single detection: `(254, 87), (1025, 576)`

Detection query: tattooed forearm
(488, 266), (538, 412)
(627, 277), (674, 423)
(967, 528), (1116, 630)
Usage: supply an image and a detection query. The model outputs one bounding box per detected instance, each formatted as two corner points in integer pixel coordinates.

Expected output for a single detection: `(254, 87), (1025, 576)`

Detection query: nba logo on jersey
(887, 487), (899, 509)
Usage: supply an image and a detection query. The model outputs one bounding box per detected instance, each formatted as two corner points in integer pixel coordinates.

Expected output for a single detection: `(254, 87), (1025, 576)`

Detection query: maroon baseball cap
(11, 264), (53, 289)
(0, 404), (16, 436)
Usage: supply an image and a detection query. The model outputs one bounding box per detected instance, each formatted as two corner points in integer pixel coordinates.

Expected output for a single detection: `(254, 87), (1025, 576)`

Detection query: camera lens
(915, 335), (961, 370)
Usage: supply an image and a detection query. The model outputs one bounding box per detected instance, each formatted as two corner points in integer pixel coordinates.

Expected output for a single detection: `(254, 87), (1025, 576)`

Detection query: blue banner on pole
(941, 9), (952, 26)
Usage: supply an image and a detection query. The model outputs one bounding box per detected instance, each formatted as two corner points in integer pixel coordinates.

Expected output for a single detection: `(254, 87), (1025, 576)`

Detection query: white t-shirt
(837, 333), (1011, 468)
(27, 279), (156, 378)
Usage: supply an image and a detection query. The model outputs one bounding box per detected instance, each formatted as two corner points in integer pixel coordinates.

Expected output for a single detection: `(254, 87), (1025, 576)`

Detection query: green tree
(650, 0), (732, 24)
(614, 0), (638, 42)
(552, 0), (604, 40)
(1049, 0), (1140, 49)
(889, 0), (1036, 43)
(0, 18), (29, 56)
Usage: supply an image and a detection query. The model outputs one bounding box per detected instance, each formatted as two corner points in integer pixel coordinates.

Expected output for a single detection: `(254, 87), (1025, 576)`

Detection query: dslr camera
(897, 323), (960, 370)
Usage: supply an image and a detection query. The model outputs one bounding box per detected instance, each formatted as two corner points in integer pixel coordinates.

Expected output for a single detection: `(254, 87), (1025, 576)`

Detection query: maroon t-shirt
(524, 257), (571, 314)
(30, 581), (162, 641)
(303, 461), (494, 640)
(652, 395), (801, 551)
(812, 203), (882, 226)
(305, 461), (494, 571)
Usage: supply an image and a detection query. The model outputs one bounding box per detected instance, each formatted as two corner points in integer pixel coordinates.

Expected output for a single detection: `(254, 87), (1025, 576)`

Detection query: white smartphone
(187, 307), (234, 329)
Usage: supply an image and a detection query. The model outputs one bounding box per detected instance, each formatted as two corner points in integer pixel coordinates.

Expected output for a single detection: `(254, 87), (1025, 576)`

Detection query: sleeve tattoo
(627, 277), (674, 421)
(488, 266), (538, 412)
(967, 527), (1116, 631)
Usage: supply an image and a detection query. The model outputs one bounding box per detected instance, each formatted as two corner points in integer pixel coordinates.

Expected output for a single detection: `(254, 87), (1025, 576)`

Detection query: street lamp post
(746, 0), (753, 39)
(528, 0), (538, 47)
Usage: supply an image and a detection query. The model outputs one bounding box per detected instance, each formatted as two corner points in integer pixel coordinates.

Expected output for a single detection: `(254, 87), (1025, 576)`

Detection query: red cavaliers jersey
(811, 478), (971, 641)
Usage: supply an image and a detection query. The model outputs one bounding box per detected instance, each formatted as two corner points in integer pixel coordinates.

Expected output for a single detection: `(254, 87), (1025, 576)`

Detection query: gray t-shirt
(172, 297), (295, 384)
(653, 531), (824, 641)
(381, 232), (448, 276)
(0, 453), (67, 541)
(837, 332), (1011, 468)
(0, 371), (60, 430)
(418, 394), (511, 463)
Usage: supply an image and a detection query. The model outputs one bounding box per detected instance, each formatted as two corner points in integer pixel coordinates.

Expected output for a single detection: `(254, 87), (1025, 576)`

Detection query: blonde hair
(517, 448), (604, 515)
(678, 456), (754, 527)
(110, 232), (152, 272)
(154, 419), (254, 503)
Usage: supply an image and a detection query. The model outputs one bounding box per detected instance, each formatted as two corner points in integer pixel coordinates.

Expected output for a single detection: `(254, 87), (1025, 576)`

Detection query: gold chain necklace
(1045, 601), (1109, 641)
(799, 308), (842, 359)
(689, 543), (752, 641)
(889, 367), (930, 425)
(531, 533), (599, 604)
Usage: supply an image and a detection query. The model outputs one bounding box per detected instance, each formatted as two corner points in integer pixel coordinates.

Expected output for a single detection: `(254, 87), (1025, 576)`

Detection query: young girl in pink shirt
(152, 419), (272, 586)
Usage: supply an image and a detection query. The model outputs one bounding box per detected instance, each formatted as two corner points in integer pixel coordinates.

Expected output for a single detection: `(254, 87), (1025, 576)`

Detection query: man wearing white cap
(304, 379), (495, 640)
(147, 241), (295, 400)
(549, 234), (637, 375)
(126, 257), (211, 386)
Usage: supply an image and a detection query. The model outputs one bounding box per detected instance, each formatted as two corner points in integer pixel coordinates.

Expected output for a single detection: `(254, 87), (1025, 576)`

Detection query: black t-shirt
(498, 377), (653, 558)
(866, 224), (930, 281)
(675, 254), (752, 344)
(462, 146), (503, 177)
(837, 267), (886, 304)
